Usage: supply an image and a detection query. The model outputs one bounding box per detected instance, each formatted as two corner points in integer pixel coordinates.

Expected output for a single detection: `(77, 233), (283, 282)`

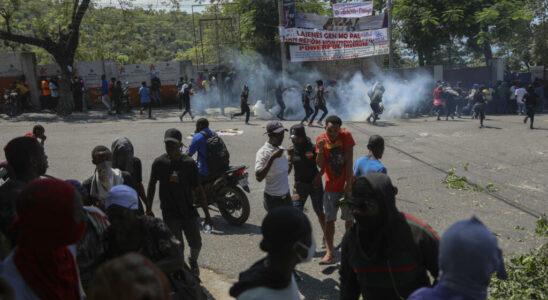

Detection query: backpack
(200, 131), (230, 176)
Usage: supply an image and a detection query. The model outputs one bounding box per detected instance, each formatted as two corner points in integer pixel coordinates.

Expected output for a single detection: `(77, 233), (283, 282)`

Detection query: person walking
(231, 84), (251, 124)
(111, 81), (123, 115)
(309, 80), (328, 126)
(289, 124), (326, 246)
(515, 83), (527, 115)
(100, 75), (111, 113)
(147, 128), (213, 277)
(49, 78), (60, 111)
(255, 121), (292, 211)
(523, 85), (540, 129)
(275, 85), (286, 120)
(151, 74), (162, 106)
(474, 85), (487, 128)
(139, 82), (152, 118)
(315, 115), (355, 265)
(301, 84), (314, 124)
(432, 82), (446, 120)
(179, 82), (194, 122)
(176, 77), (184, 110)
(40, 77), (51, 110)
(508, 82), (517, 114)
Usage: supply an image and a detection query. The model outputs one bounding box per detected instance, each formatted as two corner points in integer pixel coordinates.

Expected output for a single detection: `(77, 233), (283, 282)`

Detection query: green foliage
(536, 214), (548, 237)
(443, 168), (469, 190)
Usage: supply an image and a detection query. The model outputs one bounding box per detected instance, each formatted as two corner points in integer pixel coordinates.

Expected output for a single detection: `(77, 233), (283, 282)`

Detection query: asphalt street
(1, 109), (547, 299)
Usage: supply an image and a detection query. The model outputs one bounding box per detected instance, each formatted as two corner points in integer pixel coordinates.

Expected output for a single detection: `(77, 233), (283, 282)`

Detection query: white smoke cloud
(190, 51), (435, 121)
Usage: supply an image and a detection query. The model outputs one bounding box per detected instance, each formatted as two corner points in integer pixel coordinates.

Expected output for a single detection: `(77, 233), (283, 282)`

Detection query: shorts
(263, 192), (291, 212)
(292, 181), (324, 214)
(324, 192), (354, 222)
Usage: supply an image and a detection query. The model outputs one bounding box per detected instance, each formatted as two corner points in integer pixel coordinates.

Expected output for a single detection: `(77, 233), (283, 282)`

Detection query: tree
(0, 0), (91, 114)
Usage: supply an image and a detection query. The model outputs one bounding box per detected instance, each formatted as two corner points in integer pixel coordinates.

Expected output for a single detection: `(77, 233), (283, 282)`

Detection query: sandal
(319, 255), (336, 265)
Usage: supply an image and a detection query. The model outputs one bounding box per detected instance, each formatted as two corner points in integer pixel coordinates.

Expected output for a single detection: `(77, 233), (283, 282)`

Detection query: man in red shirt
(315, 115), (355, 265)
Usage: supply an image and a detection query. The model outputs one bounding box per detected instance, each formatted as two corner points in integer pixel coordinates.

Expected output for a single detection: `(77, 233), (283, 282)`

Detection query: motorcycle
(2, 89), (20, 116)
(197, 165), (251, 225)
(0, 161), (10, 186)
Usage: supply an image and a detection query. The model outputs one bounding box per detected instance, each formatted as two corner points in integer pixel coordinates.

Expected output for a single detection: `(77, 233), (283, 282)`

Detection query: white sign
(289, 42), (389, 62)
(296, 13), (385, 31)
(333, 2), (374, 18)
(279, 27), (388, 46)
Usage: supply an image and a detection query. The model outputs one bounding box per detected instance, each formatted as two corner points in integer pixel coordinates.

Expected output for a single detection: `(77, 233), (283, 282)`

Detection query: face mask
(97, 160), (112, 171)
(295, 237), (316, 263)
(355, 214), (384, 231)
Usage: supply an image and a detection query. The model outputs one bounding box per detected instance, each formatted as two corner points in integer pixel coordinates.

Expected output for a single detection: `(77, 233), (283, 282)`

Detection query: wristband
(146, 210), (153, 215)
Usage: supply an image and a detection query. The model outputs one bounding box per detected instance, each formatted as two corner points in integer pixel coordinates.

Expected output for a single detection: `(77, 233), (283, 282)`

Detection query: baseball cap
(105, 185), (139, 211)
(164, 128), (182, 143)
(265, 121), (287, 134)
(290, 124), (306, 139)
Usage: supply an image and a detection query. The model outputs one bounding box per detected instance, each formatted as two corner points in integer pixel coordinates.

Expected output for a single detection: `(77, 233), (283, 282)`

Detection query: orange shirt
(315, 129), (355, 192)
(41, 81), (51, 96)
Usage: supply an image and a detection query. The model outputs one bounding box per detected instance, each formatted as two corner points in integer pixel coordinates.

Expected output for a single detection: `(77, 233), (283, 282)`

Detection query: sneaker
(189, 260), (200, 277)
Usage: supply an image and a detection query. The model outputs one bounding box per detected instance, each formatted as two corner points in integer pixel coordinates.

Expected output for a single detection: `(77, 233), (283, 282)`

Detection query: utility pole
(387, 0), (394, 69)
(277, 0), (288, 87)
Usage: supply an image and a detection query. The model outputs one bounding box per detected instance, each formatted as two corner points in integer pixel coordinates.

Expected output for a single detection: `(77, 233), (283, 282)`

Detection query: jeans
(151, 90), (162, 105)
(310, 104), (328, 123)
(163, 217), (202, 255)
(263, 192), (291, 212)
(517, 102), (525, 114)
(301, 104), (314, 123)
(101, 94), (111, 111)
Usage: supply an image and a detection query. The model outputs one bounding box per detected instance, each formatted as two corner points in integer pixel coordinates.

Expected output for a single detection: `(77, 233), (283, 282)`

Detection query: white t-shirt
(237, 275), (300, 300)
(515, 88), (526, 103)
(255, 142), (290, 196)
(180, 83), (189, 93)
(509, 86), (516, 100)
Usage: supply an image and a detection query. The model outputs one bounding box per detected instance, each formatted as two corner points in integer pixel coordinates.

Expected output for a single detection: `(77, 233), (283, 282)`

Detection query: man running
(474, 85), (487, 128)
(309, 80), (328, 126)
(366, 82), (385, 124)
(231, 84), (250, 124)
(275, 85), (286, 120)
(301, 84), (314, 124)
(179, 82), (194, 122)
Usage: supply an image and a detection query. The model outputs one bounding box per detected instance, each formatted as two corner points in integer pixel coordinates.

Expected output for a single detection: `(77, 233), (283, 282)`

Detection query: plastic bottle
(201, 221), (212, 234)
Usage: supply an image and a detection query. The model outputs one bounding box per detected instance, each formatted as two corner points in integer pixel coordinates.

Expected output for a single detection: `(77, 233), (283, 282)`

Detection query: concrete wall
(299, 56), (383, 79)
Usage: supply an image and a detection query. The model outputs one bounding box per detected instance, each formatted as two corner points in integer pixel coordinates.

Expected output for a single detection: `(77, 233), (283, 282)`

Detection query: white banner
(333, 2), (374, 18)
(296, 13), (386, 31)
(289, 42), (389, 62)
(279, 27), (388, 45)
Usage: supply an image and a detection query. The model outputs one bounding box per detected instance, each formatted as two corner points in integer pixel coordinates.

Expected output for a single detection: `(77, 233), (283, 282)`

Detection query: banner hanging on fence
(279, 27), (387, 45)
(296, 13), (386, 31)
(289, 41), (389, 62)
(332, 2), (374, 18)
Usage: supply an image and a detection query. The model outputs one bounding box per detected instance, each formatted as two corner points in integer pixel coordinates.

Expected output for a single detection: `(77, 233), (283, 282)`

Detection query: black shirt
(132, 157), (143, 183)
(150, 154), (199, 220)
(524, 92), (539, 106)
(0, 178), (25, 243)
(292, 138), (319, 183)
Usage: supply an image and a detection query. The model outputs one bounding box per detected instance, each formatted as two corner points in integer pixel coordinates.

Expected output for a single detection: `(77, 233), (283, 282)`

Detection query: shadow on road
(207, 216), (261, 236)
(297, 271), (340, 300)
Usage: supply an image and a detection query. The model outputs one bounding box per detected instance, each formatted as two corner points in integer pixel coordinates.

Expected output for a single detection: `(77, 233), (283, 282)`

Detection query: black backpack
(200, 131), (230, 175)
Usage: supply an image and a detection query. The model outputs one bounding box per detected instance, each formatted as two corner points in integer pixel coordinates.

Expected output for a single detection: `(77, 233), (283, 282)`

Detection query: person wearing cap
(231, 84), (251, 124)
(309, 80), (328, 126)
(353, 135), (387, 178)
(82, 146), (137, 209)
(147, 128), (213, 277)
(340, 173), (439, 300)
(102, 185), (185, 278)
(408, 216), (507, 300)
(255, 121), (293, 211)
(289, 124), (326, 242)
(315, 115), (355, 265)
(301, 84), (314, 124)
(229, 207), (315, 300)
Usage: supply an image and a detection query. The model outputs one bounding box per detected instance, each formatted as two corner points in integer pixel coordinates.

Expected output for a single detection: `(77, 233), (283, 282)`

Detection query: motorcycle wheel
(218, 186), (250, 225)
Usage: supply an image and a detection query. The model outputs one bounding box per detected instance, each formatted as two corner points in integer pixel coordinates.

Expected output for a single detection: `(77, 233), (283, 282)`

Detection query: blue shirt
(101, 79), (109, 95)
(353, 156), (387, 177)
(49, 82), (59, 98)
(139, 87), (150, 103)
(188, 128), (213, 176)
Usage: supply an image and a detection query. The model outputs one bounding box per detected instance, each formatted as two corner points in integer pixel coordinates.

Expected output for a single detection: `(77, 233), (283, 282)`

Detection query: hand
(344, 181), (351, 195)
(287, 146), (295, 157)
(41, 135), (47, 143)
(203, 216), (214, 229)
(317, 139), (326, 151)
(272, 148), (284, 159)
(312, 175), (322, 189)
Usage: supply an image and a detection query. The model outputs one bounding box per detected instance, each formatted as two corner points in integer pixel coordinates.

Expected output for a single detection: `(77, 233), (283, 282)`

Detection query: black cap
(265, 121), (287, 134)
(290, 124), (306, 139)
(164, 128), (182, 143)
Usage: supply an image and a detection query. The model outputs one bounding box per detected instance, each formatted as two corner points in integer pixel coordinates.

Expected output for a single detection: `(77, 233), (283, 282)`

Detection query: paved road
(1, 109), (547, 299)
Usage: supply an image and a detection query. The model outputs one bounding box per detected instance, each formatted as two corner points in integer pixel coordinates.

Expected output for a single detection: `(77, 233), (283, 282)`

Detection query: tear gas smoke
(190, 52), (434, 121)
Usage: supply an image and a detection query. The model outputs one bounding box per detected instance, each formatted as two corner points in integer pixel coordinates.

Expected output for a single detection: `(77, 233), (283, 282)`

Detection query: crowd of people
(0, 117), (515, 298)
(430, 79), (546, 129)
